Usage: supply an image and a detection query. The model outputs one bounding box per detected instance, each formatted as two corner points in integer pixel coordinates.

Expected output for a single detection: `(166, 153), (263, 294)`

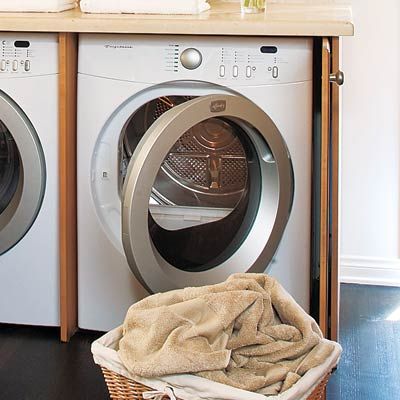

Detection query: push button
(233, 65), (238, 78)
(12, 60), (18, 71)
(219, 65), (225, 77)
(272, 66), (279, 79)
(0, 60), (6, 71)
(246, 65), (252, 78)
(24, 60), (30, 72)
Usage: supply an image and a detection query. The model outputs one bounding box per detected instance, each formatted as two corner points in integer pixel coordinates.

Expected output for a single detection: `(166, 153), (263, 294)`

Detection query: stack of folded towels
(80, 0), (211, 15)
(0, 0), (77, 12)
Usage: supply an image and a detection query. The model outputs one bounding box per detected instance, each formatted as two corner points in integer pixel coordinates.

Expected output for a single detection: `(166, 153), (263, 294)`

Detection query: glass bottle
(240, 0), (266, 14)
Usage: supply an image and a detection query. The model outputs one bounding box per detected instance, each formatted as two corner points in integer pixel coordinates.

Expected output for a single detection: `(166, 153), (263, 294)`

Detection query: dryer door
(0, 91), (45, 255)
(122, 94), (293, 293)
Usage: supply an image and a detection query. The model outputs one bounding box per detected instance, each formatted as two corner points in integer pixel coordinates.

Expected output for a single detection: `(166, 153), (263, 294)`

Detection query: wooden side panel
(59, 32), (78, 342)
(319, 38), (331, 338)
(330, 37), (340, 342)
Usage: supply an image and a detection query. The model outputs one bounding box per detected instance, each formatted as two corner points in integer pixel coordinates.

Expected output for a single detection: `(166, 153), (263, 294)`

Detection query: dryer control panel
(79, 34), (313, 87)
(0, 33), (58, 77)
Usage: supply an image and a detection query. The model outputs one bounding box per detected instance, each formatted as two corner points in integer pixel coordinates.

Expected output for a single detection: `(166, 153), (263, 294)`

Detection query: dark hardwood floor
(327, 284), (400, 400)
(0, 325), (108, 399)
(1, 284), (399, 399)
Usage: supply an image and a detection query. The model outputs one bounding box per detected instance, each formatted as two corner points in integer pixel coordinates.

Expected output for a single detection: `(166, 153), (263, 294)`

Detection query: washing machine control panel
(215, 45), (281, 81)
(0, 33), (58, 77)
(79, 35), (312, 86)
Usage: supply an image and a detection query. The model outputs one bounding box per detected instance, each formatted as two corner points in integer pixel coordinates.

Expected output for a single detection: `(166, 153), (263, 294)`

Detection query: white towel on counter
(80, 0), (210, 15)
(0, 0), (77, 12)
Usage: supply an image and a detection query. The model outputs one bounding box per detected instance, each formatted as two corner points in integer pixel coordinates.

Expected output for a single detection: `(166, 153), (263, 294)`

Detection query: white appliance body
(0, 33), (59, 326)
(78, 34), (312, 331)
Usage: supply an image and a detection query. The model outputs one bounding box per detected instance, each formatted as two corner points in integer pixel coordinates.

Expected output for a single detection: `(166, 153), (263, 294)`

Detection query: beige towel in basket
(119, 273), (335, 395)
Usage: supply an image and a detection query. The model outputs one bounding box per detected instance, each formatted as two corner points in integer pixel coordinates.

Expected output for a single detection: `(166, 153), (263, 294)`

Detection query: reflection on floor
(1, 284), (399, 399)
(327, 284), (400, 399)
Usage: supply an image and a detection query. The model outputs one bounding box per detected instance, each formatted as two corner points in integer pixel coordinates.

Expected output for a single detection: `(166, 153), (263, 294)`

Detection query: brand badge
(210, 100), (226, 113)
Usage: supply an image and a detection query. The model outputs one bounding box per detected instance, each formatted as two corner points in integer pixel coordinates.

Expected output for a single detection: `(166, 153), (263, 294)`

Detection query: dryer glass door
(0, 91), (45, 255)
(121, 94), (293, 293)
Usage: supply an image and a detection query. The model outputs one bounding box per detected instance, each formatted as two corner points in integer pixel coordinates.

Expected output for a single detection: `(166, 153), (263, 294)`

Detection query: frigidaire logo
(210, 100), (226, 113)
(104, 44), (134, 49)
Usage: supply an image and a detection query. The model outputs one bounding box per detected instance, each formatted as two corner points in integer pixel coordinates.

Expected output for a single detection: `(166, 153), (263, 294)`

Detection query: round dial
(180, 48), (202, 70)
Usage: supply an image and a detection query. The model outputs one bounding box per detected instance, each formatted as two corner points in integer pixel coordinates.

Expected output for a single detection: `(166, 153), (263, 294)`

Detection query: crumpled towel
(80, 0), (210, 14)
(0, 0), (76, 12)
(119, 273), (335, 395)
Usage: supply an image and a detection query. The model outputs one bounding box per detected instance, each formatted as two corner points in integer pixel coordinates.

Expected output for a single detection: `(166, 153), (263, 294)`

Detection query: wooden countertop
(0, 1), (353, 36)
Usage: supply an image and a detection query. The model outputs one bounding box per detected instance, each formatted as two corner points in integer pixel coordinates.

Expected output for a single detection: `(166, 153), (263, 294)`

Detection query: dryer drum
(122, 96), (249, 209)
(147, 117), (259, 272)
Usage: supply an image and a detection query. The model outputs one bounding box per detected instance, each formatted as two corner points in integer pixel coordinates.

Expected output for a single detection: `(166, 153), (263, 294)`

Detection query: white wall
(223, 0), (400, 285)
(340, 0), (400, 285)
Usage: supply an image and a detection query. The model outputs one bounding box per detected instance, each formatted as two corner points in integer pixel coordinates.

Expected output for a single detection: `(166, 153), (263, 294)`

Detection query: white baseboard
(340, 255), (400, 287)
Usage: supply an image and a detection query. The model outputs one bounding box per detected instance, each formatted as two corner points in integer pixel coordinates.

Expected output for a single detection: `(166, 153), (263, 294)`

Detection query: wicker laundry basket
(100, 367), (331, 400)
(92, 326), (341, 400)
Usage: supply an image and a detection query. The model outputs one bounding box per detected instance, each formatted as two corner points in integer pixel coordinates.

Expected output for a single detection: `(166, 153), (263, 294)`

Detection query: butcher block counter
(0, 1), (353, 36)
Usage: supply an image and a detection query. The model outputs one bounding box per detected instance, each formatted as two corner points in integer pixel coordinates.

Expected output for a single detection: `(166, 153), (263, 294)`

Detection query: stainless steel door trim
(0, 91), (46, 255)
(122, 94), (293, 293)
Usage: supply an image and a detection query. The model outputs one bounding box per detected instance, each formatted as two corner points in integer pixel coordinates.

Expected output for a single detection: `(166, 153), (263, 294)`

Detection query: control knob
(180, 48), (202, 70)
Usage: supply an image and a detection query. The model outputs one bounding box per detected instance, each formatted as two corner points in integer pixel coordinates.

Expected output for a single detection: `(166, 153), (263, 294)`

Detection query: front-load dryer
(0, 33), (59, 326)
(78, 34), (312, 331)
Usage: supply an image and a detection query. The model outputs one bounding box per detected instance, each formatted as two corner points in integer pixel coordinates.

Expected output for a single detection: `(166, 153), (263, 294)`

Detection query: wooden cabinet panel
(59, 33), (78, 342)
(319, 36), (341, 341)
(330, 37), (340, 342)
(319, 37), (331, 338)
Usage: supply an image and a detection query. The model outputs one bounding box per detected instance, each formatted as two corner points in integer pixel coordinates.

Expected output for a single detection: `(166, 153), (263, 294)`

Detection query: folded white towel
(0, 0), (77, 12)
(80, 0), (210, 15)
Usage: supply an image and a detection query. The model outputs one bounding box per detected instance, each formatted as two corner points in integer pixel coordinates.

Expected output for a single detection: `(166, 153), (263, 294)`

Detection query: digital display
(14, 41), (30, 48)
(260, 46), (278, 54)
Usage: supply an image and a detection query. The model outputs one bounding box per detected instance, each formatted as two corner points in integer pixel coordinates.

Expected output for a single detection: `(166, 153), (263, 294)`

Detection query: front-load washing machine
(0, 33), (59, 326)
(78, 34), (312, 331)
